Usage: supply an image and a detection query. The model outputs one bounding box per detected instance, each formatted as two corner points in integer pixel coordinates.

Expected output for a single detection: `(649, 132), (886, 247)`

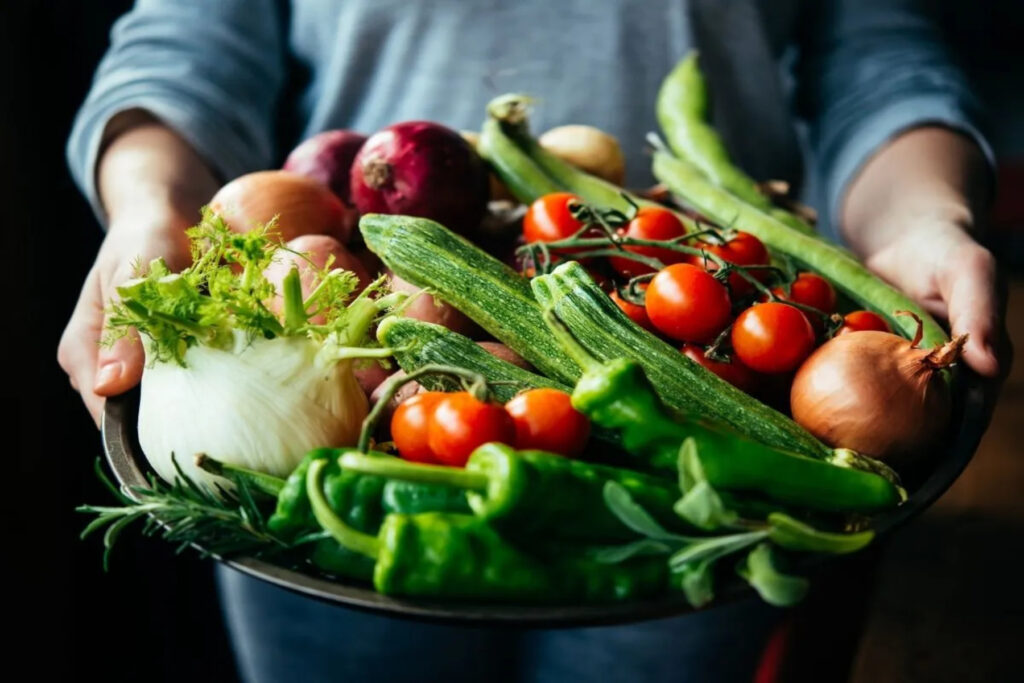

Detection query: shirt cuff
(823, 95), (996, 242)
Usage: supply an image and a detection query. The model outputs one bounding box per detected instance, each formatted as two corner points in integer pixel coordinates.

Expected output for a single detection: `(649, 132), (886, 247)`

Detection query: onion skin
(210, 170), (353, 243)
(539, 125), (626, 186)
(790, 330), (964, 465)
(283, 130), (367, 204)
(283, 129), (367, 231)
(388, 272), (480, 337)
(350, 121), (488, 235)
(263, 234), (370, 323)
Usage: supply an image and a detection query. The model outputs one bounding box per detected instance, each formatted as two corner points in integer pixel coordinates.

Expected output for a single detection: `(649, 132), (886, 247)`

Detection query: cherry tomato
(680, 344), (756, 392)
(427, 392), (516, 467)
(836, 310), (891, 336)
(609, 287), (654, 331)
(731, 302), (816, 374)
(687, 231), (769, 295)
(773, 272), (837, 313)
(645, 263), (732, 343)
(505, 389), (590, 456)
(608, 207), (688, 278)
(523, 192), (585, 246)
(390, 392), (446, 464)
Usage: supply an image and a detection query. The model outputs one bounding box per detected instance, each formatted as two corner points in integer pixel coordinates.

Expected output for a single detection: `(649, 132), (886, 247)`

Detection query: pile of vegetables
(80, 52), (965, 610)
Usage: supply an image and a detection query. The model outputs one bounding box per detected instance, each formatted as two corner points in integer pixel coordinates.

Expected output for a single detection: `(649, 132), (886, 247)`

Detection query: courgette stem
(652, 151), (948, 348)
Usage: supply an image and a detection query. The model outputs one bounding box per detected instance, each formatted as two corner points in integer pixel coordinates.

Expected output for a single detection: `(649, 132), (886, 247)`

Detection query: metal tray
(101, 370), (991, 627)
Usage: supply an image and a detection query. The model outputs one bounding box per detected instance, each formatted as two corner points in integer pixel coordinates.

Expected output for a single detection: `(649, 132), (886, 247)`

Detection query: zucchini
(651, 151), (948, 348)
(377, 316), (569, 402)
(359, 213), (578, 383)
(532, 261), (832, 460)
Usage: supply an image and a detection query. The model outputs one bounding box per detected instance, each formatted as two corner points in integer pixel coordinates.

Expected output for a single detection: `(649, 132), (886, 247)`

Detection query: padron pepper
(543, 312), (902, 513)
(306, 460), (667, 602)
(338, 443), (689, 542)
(266, 448), (469, 579)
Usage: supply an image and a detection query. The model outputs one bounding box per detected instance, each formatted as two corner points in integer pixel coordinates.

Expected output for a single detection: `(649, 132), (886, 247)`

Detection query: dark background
(5, 2), (1022, 682)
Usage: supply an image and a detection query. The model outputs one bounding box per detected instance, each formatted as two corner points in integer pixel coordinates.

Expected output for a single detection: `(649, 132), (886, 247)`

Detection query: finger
(939, 246), (1001, 377)
(94, 264), (147, 396)
(57, 269), (106, 425)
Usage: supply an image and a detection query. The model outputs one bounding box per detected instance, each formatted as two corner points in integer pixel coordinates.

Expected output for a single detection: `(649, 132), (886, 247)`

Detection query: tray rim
(100, 368), (991, 627)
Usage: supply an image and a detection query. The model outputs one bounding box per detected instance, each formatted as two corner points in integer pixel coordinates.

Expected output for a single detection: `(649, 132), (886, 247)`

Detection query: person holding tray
(59, 1), (1009, 681)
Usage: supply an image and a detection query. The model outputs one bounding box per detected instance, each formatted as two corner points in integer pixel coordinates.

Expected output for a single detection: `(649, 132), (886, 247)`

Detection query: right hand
(57, 210), (191, 426)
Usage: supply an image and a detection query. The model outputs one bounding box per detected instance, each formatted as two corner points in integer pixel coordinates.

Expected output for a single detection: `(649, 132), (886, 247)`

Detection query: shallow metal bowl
(101, 370), (990, 626)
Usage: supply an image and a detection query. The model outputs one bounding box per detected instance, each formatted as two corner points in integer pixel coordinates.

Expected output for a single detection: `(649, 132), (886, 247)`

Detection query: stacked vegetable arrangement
(82, 53), (965, 610)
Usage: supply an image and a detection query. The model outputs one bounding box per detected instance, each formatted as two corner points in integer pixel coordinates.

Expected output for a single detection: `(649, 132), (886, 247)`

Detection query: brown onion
(538, 124), (626, 186)
(790, 312), (966, 465)
(387, 272), (480, 337)
(210, 171), (352, 243)
(263, 234), (370, 323)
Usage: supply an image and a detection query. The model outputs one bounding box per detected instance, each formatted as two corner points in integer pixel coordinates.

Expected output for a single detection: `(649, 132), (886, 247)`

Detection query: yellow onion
(790, 313), (965, 465)
(210, 170), (354, 242)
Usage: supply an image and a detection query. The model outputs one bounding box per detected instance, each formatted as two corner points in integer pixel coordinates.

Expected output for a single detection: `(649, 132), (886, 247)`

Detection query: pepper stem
(194, 454), (286, 497)
(356, 363), (492, 453)
(306, 460), (380, 559)
(338, 452), (489, 491)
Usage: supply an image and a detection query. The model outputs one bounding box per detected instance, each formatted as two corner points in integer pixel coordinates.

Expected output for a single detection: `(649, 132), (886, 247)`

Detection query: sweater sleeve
(796, 0), (994, 240)
(66, 0), (287, 224)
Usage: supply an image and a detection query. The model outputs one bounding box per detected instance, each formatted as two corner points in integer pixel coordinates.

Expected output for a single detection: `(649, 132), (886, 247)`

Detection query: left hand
(860, 220), (1008, 377)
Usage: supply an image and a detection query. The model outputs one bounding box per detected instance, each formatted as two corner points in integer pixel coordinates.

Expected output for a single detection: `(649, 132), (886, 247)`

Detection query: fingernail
(94, 362), (124, 391)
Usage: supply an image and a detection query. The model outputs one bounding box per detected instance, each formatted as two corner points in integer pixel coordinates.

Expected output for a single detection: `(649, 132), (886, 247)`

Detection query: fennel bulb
(138, 331), (368, 485)
(106, 211), (397, 489)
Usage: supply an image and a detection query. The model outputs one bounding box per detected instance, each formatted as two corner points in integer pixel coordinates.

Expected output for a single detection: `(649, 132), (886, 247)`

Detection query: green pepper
(307, 460), (666, 602)
(570, 355), (901, 513)
(339, 443), (687, 542)
(268, 449), (470, 540)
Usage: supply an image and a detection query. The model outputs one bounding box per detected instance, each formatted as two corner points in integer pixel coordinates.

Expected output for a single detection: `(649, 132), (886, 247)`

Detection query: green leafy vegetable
(674, 438), (737, 530)
(104, 209), (381, 366)
(737, 543), (809, 607)
(767, 512), (874, 554)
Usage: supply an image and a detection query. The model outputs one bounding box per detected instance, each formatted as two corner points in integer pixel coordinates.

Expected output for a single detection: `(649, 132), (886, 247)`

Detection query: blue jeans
(216, 566), (783, 683)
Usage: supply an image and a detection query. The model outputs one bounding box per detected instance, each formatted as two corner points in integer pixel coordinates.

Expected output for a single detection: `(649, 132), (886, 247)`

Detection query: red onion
(350, 121), (488, 235)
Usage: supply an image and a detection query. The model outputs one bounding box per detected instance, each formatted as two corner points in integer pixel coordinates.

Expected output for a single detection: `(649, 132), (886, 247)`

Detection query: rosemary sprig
(78, 457), (289, 570)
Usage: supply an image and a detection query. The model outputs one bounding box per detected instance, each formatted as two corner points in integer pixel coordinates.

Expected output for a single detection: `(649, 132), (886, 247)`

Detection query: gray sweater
(68, 0), (990, 237)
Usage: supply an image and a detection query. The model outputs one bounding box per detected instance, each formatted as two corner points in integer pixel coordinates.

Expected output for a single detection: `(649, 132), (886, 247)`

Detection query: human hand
(841, 127), (1010, 378)
(859, 219), (1008, 377)
(57, 212), (192, 425)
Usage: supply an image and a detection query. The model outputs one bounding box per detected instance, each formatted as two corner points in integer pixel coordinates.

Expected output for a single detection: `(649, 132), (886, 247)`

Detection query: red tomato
(608, 207), (688, 278)
(505, 389), (590, 456)
(687, 231), (769, 295)
(427, 392), (516, 467)
(645, 264), (733, 343)
(609, 287), (654, 331)
(680, 344), (756, 392)
(390, 392), (446, 464)
(773, 272), (837, 313)
(836, 310), (891, 335)
(523, 192), (585, 246)
(731, 303), (816, 374)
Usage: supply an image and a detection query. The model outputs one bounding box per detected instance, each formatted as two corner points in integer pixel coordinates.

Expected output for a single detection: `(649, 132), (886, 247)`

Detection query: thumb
(93, 323), (145, 396)
(93, 268), (146, 396)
